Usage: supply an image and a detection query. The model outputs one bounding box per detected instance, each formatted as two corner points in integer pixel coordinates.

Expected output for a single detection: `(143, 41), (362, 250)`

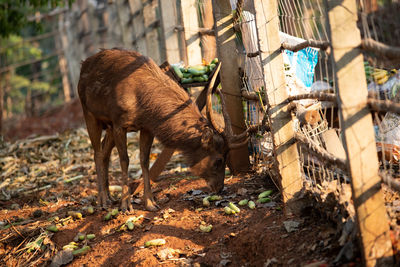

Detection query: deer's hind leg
(83, 111), (111, 208)
(112, 126), (133, 212)
(101, 127), (115, 202)
(140, 129), (158, 211)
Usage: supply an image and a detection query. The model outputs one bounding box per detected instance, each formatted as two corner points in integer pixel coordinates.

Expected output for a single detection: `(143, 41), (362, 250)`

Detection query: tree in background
(0, 0), (74, 37)
(0, 0), (74, 134)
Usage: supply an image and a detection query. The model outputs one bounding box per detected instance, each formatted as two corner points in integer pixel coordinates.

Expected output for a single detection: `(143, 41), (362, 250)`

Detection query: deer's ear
(201, 128), (214, 150)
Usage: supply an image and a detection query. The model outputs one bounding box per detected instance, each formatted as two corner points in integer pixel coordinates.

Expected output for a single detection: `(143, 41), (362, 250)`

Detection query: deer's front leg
(112, 127), (133, 212)
(140, 129), (158, 211)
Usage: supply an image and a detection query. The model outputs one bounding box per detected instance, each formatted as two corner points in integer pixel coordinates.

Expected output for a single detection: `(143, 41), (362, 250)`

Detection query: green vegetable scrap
(238, 199), (249, 206)
(199, 224), (213, 233)
(174, 58), (219, 84)
(72, 245), (90, 256)
(228, 202), (240, 213)
(144, 239), (166, 247)
(248, 201), (256, 209)
(258, 190), (272, 199)
(257, 197), (271, 204)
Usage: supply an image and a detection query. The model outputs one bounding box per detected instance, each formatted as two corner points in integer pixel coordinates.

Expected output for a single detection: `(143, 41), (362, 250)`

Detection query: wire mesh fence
(234, 0), (400, 263)
(358, 0), (400, 248)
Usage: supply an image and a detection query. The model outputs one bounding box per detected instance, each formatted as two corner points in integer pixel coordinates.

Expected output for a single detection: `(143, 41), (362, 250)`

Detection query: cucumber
(202, 74), (209, 81)
(86, 234), (96, 240)
(193, 76), (205, 82)
(78, 234), (85, 241)
(111, 208), (119, 216)
(258, 190), (273, 199)
(238, 199), (249, 206)
(199, 224), (212, 232)
(145, 239), (166, 247)
(228, 202), (240, 213)
(46, 225), (59, 232)
(126, 221), (134, 231)
(188, 67), (206, 76)
(181, 77), (194, 84)
(182, 72), (192, 78)
(72, 245), (90, 256)
(209, 63), (216, 72)
(203, 196), (210, 207)
(172, 65), (183, 79)
(224, 206), (233, 214)
(104, 212), (112, 221)
(257, 197), (271, 203)
(190, 65), (208, 71)
(248, 201), (256, 209)
(209, 195), (222, 201)
(211, 58), (219, 64)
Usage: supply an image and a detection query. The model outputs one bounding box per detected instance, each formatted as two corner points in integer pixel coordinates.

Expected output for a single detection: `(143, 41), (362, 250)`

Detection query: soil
(0, 173), (347, 267)
(3, 98), (85, 141)
(0, 99), (356, 267)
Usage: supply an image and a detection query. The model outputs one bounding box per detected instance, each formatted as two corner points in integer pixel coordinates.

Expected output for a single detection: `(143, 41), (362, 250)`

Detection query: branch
(281, 39), (330, 52)
(367, 98), (400, 114)
(361, 38), (400, 59)
(294, 132), (348, 171)
(287, 92), (337, 103)
(379, 170), (400, 192)
(174, 25), (215, 36)
(241, 90), (266, 104)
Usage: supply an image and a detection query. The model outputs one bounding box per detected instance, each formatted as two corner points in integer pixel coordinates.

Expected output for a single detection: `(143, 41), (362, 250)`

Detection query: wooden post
(200, 0), (216, 62)
(115, 0), (131, 48)
(0, 80), (3, 135)
(181, 0), (202, 65)
(212, 0), (250, 173)
(143, 0), (161, 63)
(77, 0), (94, 57)
(253, 0), (303, 214)
(56, 19), (72, 102)
(160, 0), (181, 64)
(128, 0), (147, 55)
(325, 0), (394, 265)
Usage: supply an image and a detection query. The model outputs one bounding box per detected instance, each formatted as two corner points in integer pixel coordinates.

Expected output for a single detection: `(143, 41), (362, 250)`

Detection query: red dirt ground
(0, 99), (355, 266)
(1, 173), (346, 266)
(3, 98), (85, 141)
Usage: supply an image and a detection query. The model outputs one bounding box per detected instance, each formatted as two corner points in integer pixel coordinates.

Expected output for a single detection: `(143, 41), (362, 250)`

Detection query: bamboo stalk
(281, 39), (329, 52)
(361, 38), (400, 59)
(287, 92), (337, 103)
(294, 132), (347, 171)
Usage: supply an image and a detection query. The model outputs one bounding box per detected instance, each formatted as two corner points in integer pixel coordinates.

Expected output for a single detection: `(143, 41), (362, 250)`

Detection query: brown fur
(78, 49), (227, 211)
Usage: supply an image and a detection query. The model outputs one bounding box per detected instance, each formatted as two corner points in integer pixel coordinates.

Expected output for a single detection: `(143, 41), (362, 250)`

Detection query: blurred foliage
(1, 34), (59, 116)
(0, 0), (75, 37)
(0, 35), (42, 67)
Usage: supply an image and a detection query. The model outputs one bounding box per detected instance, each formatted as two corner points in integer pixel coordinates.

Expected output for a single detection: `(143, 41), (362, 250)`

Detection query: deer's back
(78, 49), (203, 145)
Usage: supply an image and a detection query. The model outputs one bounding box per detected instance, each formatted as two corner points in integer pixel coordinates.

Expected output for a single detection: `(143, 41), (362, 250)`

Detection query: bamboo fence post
(253, 0), (303, 215)
(160, 0), (181, 64)
(212, 0), (250, 173)
(200, 0), (216, 62)
(181, 0), (202, 65)
(143, 1), (161, 63)
(325, 0), (394, 265)
(129, 0), (147, 55)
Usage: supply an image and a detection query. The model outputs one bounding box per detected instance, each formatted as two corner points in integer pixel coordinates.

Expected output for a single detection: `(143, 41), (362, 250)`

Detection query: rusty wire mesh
(357, 0), (400, 238)
(233, 0), (400, 261)
(234, 0), (374, 261)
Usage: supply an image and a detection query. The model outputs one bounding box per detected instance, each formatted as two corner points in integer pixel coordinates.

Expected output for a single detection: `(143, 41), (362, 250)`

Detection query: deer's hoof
(144, 198), (160, 212)
(120, 199), (134, 213)
(98, 192), (112, 210)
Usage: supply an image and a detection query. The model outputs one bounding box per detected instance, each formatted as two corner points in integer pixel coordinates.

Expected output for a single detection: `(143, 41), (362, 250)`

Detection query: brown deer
(78, 48), (248, 211)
